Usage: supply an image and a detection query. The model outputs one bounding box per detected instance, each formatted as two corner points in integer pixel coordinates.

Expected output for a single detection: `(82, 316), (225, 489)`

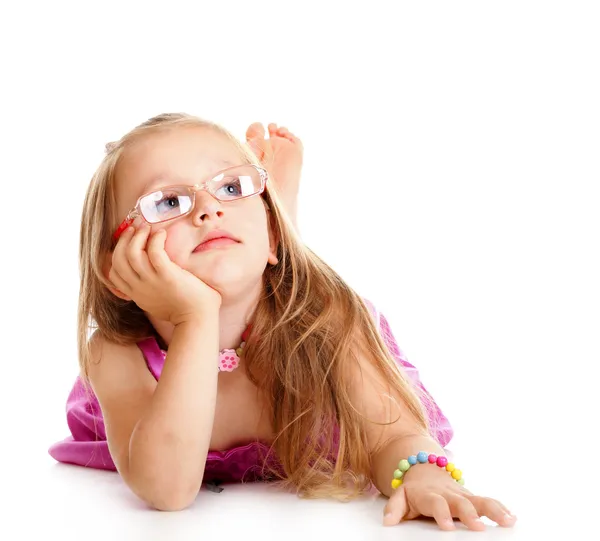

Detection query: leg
(246, 122), (303, 231)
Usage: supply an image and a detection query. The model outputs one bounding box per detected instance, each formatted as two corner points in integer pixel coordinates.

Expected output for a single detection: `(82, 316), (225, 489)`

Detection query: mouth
(193, 237), (240, 253)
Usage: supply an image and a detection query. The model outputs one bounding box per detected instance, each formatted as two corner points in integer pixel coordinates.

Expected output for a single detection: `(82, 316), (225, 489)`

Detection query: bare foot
(246, 122), (303, 228)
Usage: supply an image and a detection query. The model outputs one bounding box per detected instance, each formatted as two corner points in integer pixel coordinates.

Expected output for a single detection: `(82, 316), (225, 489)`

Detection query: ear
(265, 205), (280, 266)
(102, 251), (132, 301)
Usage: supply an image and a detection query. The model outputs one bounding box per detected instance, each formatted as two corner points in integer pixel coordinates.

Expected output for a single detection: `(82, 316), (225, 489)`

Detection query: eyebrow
(139, 159), (238, 194)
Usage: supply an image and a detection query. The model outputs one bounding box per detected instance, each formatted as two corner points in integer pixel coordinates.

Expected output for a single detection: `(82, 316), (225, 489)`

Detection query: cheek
(157, 225), (189, 266)
(241, 215), (271, 251)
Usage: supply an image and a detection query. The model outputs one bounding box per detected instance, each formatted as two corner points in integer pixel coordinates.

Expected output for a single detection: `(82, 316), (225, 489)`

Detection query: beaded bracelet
(391, 451), (464, 489)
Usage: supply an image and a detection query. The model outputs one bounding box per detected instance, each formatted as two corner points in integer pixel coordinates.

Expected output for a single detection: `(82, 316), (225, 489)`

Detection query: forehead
(115, 125), (242, 207)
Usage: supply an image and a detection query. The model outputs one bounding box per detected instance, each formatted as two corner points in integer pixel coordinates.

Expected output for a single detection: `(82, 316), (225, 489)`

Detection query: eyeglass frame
(112, 163), (269, 244)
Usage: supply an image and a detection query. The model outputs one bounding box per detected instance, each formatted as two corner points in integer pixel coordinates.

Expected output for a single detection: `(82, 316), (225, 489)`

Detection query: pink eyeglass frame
(112, 164), (268, 244)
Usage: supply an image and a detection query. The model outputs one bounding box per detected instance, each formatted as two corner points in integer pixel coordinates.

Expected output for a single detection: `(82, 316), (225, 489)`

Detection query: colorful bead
(436, 456), (448, 468)
(391, 478), (402, 489)
(398, 459), (411, 472)
(391, 452), (466, 490)
(417, 451), (428, 463)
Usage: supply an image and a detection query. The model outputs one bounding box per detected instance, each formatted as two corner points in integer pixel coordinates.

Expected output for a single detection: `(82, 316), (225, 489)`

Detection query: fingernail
(504, 513), (516, 522)
(443, 518), (455, 529)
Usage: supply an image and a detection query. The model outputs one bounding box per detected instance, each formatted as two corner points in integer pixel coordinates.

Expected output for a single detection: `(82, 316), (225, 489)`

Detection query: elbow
(149, 493), (197, 512)
(125, 442), (205, 511)
(129, 475), (203, 512)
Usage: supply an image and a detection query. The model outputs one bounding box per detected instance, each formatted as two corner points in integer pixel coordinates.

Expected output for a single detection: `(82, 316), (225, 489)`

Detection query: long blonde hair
(78, 112), (433, 501)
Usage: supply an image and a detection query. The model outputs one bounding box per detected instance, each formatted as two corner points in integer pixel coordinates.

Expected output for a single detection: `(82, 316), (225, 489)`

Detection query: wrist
(371, 434), (447, 497)
(393, 450), (465, 490)
(172, 304), (220, 328)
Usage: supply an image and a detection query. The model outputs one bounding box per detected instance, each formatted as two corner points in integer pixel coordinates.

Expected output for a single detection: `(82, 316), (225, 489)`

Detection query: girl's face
(113, 126), (278, 294)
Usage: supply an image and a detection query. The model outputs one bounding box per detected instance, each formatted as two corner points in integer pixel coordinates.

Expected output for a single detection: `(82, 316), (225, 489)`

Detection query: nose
(191, 189), (223, 224)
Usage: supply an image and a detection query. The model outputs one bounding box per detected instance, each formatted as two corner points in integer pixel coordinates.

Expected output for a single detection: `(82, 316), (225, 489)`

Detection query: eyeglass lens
(138, 165), (262, 224)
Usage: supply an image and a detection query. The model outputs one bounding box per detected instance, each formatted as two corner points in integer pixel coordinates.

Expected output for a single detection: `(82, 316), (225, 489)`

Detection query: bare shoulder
(86, 332), (156, 395)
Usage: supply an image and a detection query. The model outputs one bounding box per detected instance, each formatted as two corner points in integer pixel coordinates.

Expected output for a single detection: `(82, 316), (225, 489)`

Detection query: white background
(1, 1), (598, 539)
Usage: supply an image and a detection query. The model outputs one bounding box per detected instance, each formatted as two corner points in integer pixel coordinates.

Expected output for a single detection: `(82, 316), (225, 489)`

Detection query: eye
(155, 193), (181, 210)
(216, 177), (243, 198)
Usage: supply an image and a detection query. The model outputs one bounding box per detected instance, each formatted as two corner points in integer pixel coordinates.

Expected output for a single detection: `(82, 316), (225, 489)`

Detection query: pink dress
(48, 299), (453, 486)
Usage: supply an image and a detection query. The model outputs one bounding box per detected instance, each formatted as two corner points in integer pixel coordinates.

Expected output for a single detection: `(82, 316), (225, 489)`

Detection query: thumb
(383, 487), (408, 527)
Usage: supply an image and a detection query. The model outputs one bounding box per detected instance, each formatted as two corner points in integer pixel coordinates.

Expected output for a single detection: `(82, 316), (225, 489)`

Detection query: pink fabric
(48, 299), (453, 483)
(362, 299), (454, 446)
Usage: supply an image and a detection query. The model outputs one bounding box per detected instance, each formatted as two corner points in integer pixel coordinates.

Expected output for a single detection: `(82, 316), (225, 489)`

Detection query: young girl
(49, 113), (517, 531)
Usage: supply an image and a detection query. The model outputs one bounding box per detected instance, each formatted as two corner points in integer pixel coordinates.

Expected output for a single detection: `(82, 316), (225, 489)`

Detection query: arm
(348, 317), (516, 530)
(346, 346), (436, 495)
(88, 312), (219, 511)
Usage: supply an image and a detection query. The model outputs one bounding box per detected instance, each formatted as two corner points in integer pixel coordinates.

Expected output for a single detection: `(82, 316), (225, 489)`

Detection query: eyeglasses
(112, 164), (268, 243)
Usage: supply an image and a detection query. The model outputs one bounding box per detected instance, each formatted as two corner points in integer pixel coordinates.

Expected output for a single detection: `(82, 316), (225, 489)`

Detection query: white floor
(5, 428), (587, 541)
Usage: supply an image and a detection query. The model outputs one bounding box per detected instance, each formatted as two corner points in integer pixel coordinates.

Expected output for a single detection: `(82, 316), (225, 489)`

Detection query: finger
(112, 226), (141, 284)
(420, 493), (456, 531)
(490, 497), (516, 517)
(107, 266), (132, 298)
(449, 494), (486, 531)
(146, 229), (172, 274)
(470, 496), (517, 527)
(382, 487), (407, 527)
(127, 223), (155, 278)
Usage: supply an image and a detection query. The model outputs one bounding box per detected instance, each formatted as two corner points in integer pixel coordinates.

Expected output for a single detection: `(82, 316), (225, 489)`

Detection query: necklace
(218, 324), (252, 372)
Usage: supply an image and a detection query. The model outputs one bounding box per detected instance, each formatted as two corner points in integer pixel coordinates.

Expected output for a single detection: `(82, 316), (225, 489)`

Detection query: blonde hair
(78, 112), (433, 501)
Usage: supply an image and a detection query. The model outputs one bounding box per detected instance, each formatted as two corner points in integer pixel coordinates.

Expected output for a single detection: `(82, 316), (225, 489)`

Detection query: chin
(189, 259), (245, 290)
(194, 264), (267, 302)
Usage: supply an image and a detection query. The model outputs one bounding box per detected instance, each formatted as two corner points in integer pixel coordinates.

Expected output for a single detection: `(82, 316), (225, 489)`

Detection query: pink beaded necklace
(218, 325), (252, 372)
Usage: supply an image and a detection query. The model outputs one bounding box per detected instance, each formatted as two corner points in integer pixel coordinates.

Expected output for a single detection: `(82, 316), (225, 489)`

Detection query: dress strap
(136, 336), (166, 380)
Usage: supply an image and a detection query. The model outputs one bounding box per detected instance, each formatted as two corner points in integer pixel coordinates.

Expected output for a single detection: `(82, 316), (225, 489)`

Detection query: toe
(247, 138), (265, 160)
(268, 123), (278, 137)
(246, 122), (265, 141)
(278, 126), (300, 144)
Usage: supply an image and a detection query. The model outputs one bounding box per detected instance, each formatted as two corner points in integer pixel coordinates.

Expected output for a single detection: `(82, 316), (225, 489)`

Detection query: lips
(193, 229), (240, 253)
(194, 238), (238, 253)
